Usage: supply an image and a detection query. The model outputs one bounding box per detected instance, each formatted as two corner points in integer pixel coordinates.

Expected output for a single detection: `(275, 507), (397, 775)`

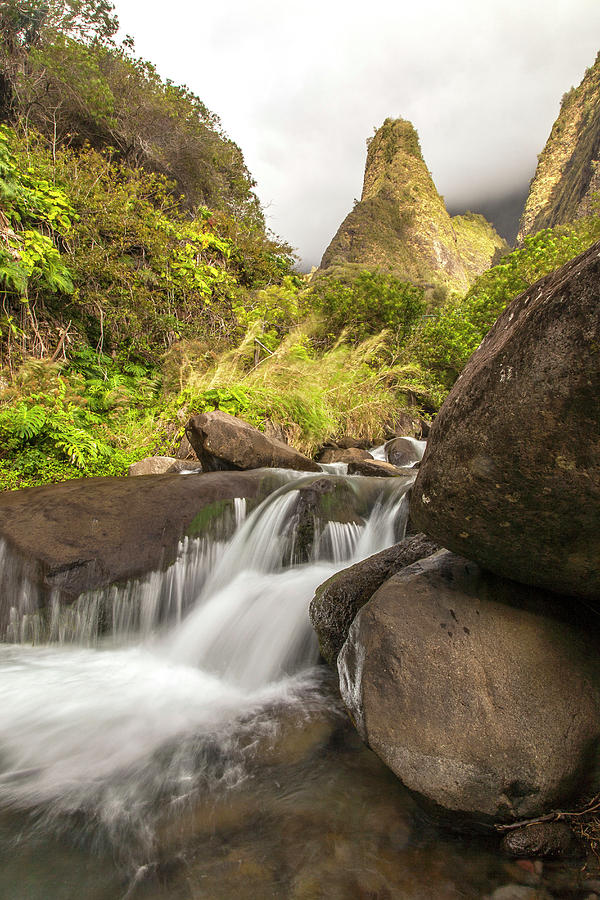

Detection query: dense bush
(408, 216), (600, 391)
(307, 269), (425, 345)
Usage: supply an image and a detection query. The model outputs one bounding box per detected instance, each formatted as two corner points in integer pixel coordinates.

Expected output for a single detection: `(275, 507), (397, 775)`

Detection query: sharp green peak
(320, 117), (507, 293)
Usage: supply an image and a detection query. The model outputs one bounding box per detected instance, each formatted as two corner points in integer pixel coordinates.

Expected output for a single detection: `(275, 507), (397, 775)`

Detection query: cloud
(112, 0), (600, 267)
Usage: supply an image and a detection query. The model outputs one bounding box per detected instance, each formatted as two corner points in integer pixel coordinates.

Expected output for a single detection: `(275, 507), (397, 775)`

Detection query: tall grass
(165, 321), (433, 455)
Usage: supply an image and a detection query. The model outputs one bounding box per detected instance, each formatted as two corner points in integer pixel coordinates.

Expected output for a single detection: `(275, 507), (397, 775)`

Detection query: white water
(0, 468), (412, 843)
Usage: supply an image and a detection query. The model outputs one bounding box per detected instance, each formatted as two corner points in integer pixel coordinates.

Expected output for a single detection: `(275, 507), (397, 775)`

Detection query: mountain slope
(518, 52), (600, 242)
(320, 118), (507, 292)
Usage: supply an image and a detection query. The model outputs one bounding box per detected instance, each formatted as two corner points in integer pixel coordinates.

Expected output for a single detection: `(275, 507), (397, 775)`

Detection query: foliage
(0, 354), (160, 489)
(0, 123), (74, 297)
(0, 0), (263, 227)
(0, 126), (296, 367)
(307, 269), (425, 346)
(408, 215), (600, 392)
(163, 322), (437, 458)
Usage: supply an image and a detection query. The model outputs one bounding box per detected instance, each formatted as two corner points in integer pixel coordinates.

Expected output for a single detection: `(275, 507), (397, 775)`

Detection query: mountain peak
(320, 118), (506, 292)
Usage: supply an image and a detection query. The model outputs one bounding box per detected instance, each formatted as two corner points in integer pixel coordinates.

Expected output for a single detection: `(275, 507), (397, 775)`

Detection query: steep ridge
(518, 52), (600, 242)
(320, 118), (507, 292)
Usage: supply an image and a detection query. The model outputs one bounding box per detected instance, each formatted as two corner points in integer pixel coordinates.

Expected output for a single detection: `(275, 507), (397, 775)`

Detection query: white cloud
(111, 0), (600, 267)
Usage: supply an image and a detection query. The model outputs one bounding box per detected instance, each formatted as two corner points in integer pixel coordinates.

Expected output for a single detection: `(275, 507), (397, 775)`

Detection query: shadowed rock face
(0, 471), (274, 602)
(309, 534), (439, 666)
(411, 241), (600, 599)
(338, 551), (600, 822)
(186, 410), (320, 473)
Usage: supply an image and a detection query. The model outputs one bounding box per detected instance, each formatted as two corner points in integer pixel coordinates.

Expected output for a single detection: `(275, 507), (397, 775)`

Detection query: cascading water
(0, 470), (410, 853)
(0, 461), (568, 898)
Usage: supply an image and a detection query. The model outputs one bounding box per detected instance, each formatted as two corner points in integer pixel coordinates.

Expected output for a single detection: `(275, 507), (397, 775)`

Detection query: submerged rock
(501, 823), (577, 859)
(186, 410), (320, 473)
(309, 534), (439, 665)
(411, 242), (600, 599)
(338, 550), (600, 821)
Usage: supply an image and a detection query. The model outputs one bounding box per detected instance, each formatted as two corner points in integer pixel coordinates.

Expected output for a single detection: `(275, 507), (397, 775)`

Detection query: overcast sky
(110, 0), (600, 269)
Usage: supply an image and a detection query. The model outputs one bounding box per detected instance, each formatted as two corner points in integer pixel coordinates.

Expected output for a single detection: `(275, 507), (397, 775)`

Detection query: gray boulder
(338, 550), (600, 821)
(309, 534), (439, 665)
(411, 242), (600, 599)
(186, 410), (320, 473)
(128, 456), (178, 476)
(128, 456), (204, 476)
(348, 459), (411, 478)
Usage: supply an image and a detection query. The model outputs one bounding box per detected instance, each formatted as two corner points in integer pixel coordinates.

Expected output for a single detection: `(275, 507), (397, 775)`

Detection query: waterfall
(0, 465), (413, 850)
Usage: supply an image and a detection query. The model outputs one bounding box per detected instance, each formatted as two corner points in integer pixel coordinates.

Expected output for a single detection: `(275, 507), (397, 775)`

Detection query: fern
(15, 403), (47, 440)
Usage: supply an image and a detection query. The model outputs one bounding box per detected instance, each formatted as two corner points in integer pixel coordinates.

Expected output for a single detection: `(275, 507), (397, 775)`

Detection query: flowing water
(0, 467), (585, 898)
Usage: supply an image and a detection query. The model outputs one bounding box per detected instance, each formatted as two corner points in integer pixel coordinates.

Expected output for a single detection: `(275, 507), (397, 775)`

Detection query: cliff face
(518, 53), (600, 242)
(320, 119), (507, 292)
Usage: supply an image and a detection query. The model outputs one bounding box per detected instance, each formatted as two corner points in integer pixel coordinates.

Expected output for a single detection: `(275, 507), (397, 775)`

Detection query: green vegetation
(519, 50), (600, 240)
(2, 1), (600, 493)
(409, 215), (600, 391)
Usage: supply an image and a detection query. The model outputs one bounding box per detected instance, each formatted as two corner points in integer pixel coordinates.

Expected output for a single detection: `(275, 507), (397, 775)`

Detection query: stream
(0, 463), (586, 898)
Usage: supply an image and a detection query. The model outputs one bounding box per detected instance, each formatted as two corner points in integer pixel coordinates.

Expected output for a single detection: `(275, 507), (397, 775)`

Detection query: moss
(186, 499), (235, 538)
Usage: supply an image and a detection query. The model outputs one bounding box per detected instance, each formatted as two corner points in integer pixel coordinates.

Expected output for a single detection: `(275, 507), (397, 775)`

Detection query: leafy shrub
(308, 269), (425, 346)
(409, 216), (600, 392)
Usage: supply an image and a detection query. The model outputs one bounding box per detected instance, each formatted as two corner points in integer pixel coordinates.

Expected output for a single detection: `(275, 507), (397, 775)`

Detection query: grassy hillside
(2, 4), (600, 493)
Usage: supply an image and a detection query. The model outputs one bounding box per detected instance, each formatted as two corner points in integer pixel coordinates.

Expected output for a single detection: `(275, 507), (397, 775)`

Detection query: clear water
(0, 468), (586, 898)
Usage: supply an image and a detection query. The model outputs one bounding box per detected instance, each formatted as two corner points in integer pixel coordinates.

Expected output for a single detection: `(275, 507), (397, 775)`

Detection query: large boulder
(410, 243), (600, 599)
(309, 534), (439, 665)
(338, 550), (600, 821)
(185, 411), (320, 473)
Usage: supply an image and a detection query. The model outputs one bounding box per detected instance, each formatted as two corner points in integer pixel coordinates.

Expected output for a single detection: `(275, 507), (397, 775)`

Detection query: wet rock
(338, 550), (600, 821)
(335, 436), (372, 450)
(289, 477), (363, 562)
(319, 448), (373, 464)
(186, 410), (320, 473)
(384, 436), (425, 467)
(411, 241), (600, 599)
(129, 456), (204, 476)
(0, 470), (271, 607)
(419, 418), (432, 439)
(348, 458), (409, 477)
(501, 823), (578, 859)
(309, 534), (439, 665)
(128, 456), (178, 476)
